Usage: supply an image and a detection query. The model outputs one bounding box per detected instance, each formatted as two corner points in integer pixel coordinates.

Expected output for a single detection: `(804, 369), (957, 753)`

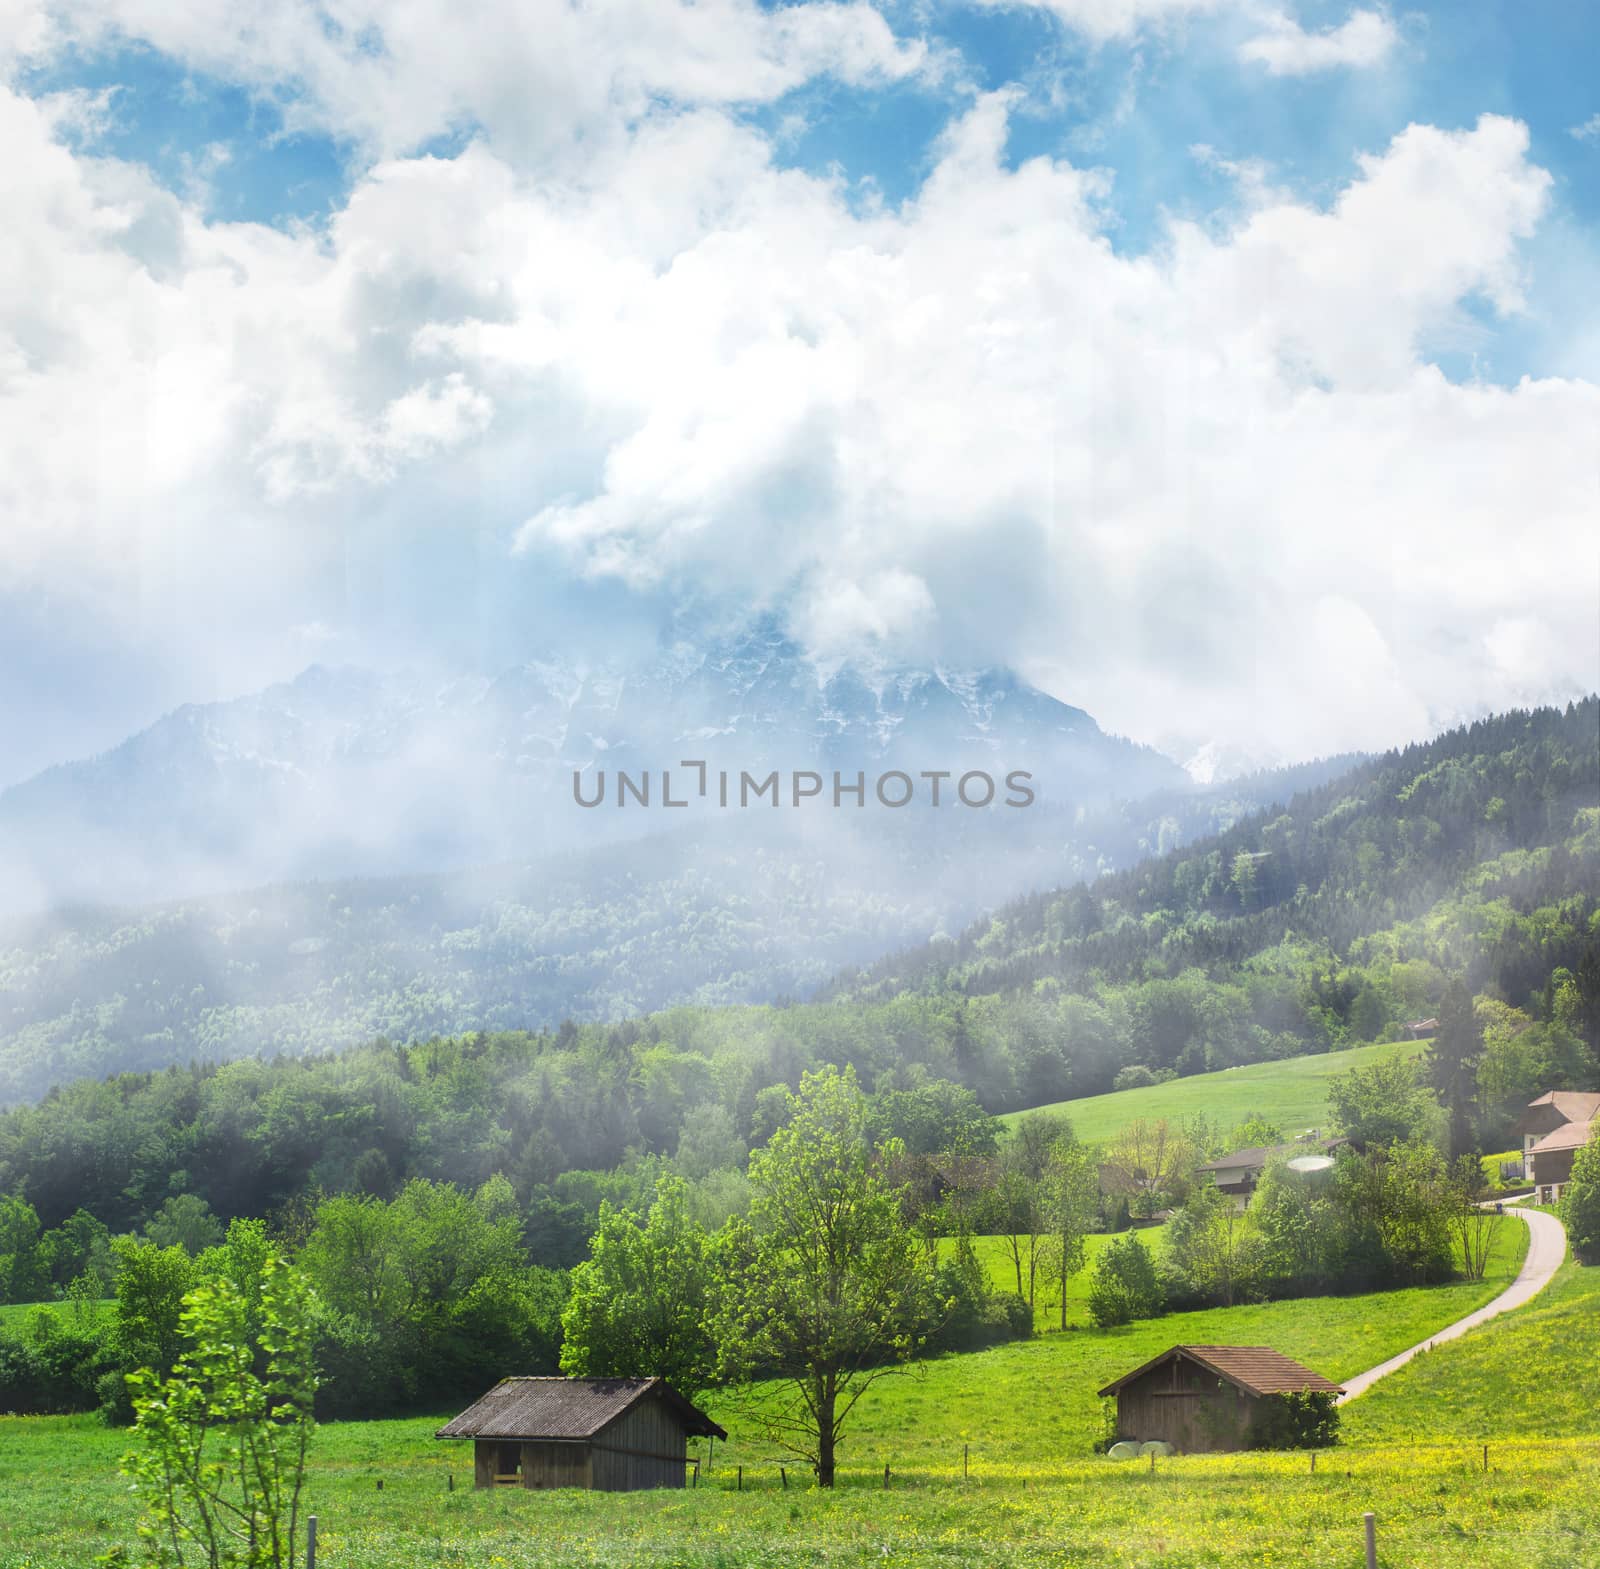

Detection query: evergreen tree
(1426, 981), (1484, 1158)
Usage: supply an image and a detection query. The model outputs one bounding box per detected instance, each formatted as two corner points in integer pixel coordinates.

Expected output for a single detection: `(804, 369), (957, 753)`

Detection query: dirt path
(1335, 1202), (1567, 1405)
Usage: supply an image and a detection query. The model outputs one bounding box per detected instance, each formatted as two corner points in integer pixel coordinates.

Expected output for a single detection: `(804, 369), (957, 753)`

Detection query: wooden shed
(1097, 1346), (1342, 1453)
(436, 1376), (727, 1492)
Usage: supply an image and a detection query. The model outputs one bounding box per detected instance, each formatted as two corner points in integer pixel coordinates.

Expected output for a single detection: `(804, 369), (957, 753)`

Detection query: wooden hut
(436, 1376), (726, 1492)
(1097, 1346), (1342, 1453)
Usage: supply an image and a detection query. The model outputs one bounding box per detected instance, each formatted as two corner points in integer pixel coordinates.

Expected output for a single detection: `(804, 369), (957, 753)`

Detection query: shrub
(1561, 1131), (1600, 1266)
(1086, 1233), (1164, 1328)
(1248, 1391), (1341, 1450)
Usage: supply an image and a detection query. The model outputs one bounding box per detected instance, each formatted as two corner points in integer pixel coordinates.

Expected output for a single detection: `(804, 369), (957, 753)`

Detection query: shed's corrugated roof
(435, 1377), (727, 1442)
(1098, 1345), (1343, 1399)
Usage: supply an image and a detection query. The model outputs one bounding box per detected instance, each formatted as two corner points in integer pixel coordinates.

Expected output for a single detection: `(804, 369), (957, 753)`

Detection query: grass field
(1001, 1038), (1427, 1144)
(2, 1218), (1570, 1569)
(1343, 1259), (1600, 1446)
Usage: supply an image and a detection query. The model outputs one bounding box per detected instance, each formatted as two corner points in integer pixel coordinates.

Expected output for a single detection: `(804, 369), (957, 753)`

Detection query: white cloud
(1570, 114), (1600, 144)
(964, 0), (1223, 45)
(1239, 7), (1398, 75)
(10, 0), (929, 162)
(0, 66), (1594, 769)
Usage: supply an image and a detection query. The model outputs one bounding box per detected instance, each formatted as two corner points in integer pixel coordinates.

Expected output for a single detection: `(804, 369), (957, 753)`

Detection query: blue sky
(0, 0), (1596, 785)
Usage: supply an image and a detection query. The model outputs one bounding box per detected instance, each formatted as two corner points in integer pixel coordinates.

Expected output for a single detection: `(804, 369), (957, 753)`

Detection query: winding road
(1335, 1201), (1568, 1405)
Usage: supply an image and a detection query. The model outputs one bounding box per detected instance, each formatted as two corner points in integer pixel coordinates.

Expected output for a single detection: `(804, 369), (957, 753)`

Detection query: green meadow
(4, 1216), (1583, 1569)
(1001, 1038), (1428, 1143)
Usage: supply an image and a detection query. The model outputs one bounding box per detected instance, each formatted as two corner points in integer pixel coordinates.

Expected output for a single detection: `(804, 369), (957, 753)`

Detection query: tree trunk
(1059, 1232), (1068, 1331)
(817, 1375), (838, 1488)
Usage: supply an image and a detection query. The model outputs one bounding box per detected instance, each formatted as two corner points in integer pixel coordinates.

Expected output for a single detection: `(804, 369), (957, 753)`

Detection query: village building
(436, 1376), (726, 1492)
(1515, 1091), (1600, 1204)
(1098, 1345), (1343, 1453)
(1196, 1136), (1343, 1210)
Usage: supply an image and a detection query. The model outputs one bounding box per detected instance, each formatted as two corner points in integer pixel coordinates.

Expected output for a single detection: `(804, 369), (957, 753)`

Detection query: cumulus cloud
(7, 0), (929, 162)
(1239, 7), (1398, 75)
(0, 31), (1594, 772)
(1571, 114), (1600, 144)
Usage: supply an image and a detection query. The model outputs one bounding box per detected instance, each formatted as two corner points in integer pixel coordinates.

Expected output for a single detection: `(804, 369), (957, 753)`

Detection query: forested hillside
(0, 760), (1351, 1105)
(0, 702), (1593, 1249)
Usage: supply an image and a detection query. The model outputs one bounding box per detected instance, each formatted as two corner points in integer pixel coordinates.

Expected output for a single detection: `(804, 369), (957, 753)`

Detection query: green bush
(1248, 1391), (1341, 1450)
(1561, 1132), (1600, 1266)
(1086, 1233), (1164, 1327)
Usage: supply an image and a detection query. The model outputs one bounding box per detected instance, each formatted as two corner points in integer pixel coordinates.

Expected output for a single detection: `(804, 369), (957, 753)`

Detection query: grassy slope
(4, 1223), (1572, 1569)
(1343, 1260), (1600, 1446)
(1001, 1037), (1427, 1142)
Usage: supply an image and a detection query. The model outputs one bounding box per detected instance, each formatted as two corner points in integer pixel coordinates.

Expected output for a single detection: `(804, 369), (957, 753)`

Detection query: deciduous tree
(713, 1065), (930, 1487)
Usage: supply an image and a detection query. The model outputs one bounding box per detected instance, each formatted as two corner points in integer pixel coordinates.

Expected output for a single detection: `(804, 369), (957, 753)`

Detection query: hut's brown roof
(435, 1377), (727, 1442)
(1098, 1345), (1343, 1399)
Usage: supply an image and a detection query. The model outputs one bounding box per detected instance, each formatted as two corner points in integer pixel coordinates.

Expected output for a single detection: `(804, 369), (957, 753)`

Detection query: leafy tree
(1334, 1140), (1453, 1286)
(673, 1103), (746, 1181)
(1038, 1139), (1098, 1331)
(1445, 1154), (1503, 1282)
(0, 1193), (44, 1304)
(869, 1079), (999, 1158)
(1101, 1119), (1196, 1206)
(989, 1112), (1074, 1306)
(559, 1175), (718, 1401)
(37, 1208), (113, 1295)
(110, 1239), (196, 1384)
(1086, 1232), (1164, 1327)
(1327, 1056), (1439, 1151)
(713, 1065), (930, 1487)
(1161, 1182), (1258, 1308)
(1230, 1115), (1281, 1150)
(148, 1195), (227, 1258)
(122, 1256), (318, 1567)
(1426, 981), (1484, 1158)
(1561, 1129), (1600, 1267)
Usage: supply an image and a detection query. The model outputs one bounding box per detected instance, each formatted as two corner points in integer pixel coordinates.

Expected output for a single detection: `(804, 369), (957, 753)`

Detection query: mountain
(1, 701), (1592, 1233)
(0, 628), (1182, 915)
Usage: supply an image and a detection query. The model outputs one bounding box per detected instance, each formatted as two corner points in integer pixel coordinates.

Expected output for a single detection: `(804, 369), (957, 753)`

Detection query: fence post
(781, 1467), (788, 1490)
(736, 1466), (742, 1492)
(306, 1515), (317, 1569)
(883, 1463), (890, 1490)
(1310, 1452), (1315, 1476)
(692, 1460), (699, 1489)
(1149, 1450), (1156, 1475)
(376, 1478), (383, 1492)
(1364, 1512), (1377, 1569)
(1482, 1444), (1489, 1473)
(448, 1472), (454, 1492)
(963, 1443), (969, 1481)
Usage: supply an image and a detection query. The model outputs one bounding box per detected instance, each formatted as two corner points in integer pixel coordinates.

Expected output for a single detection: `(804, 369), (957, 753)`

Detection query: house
(1405, 1018), (1440, 1040)
(435, 1376), (727, 1492)
(1097, 1345), (1343, 1454)
(1197, 1137), (1342, 1211)
(1514, 1091), (1600, 1205)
